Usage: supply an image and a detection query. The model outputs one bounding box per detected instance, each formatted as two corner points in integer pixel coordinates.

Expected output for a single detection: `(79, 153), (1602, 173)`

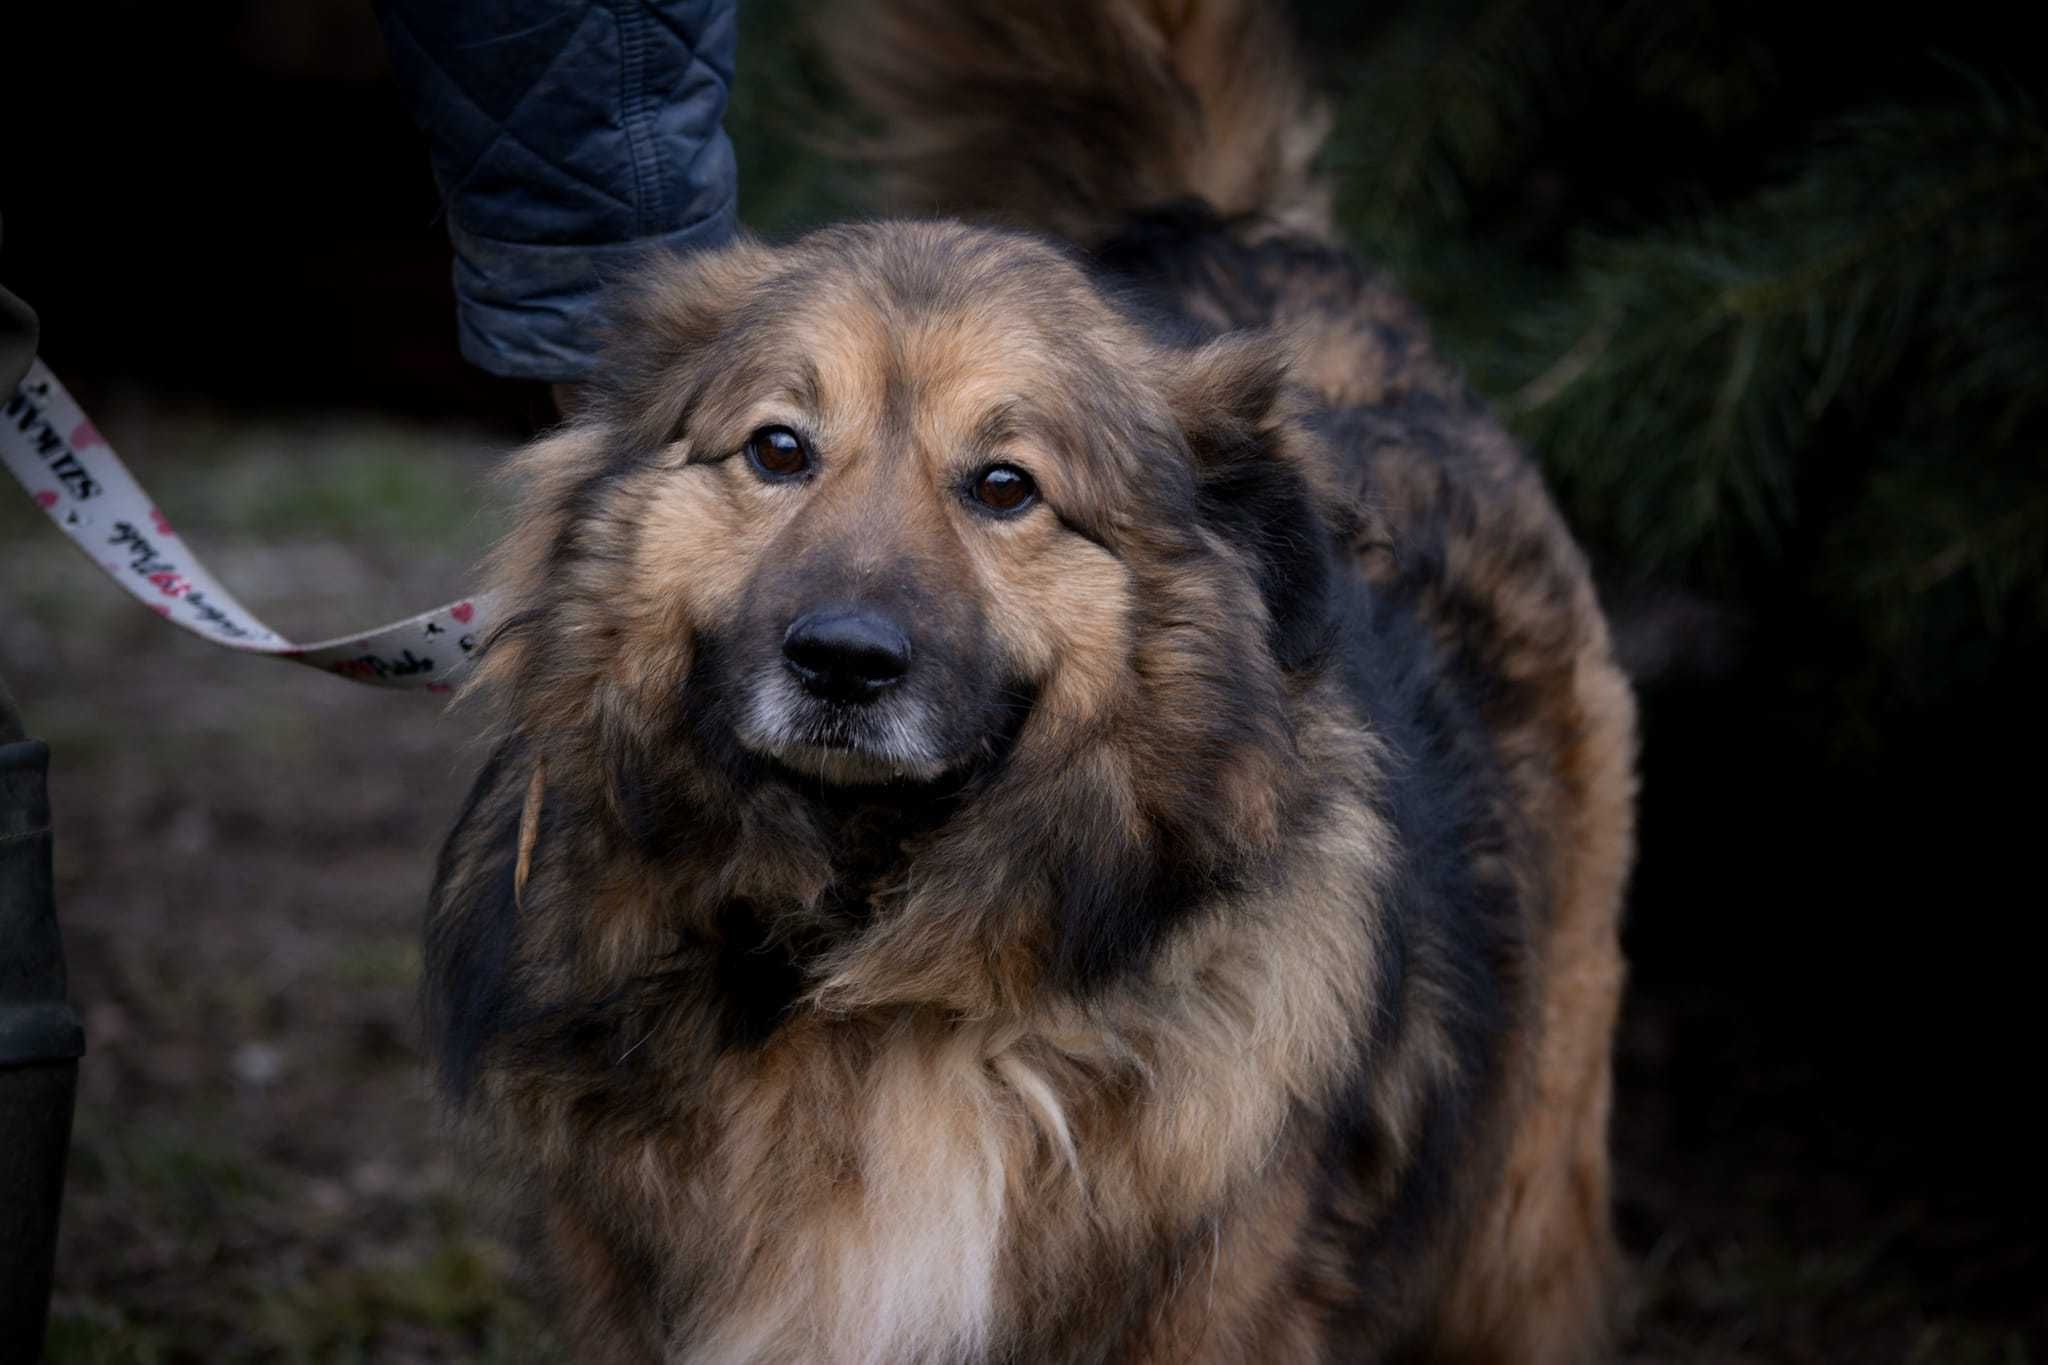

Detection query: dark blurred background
(2, 2), (2042, 1360)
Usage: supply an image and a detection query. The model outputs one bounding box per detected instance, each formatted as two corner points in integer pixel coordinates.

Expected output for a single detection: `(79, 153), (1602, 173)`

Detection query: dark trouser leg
(0, 675), (85, 1361)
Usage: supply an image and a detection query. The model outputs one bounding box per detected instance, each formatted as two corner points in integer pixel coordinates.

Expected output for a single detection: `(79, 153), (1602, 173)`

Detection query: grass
(253, 1240), (561, 1365)
(44, 1303), (171, 1365)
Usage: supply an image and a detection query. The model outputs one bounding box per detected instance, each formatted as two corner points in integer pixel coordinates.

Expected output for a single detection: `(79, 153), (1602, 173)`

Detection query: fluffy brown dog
(427, 2), (1637, 1360)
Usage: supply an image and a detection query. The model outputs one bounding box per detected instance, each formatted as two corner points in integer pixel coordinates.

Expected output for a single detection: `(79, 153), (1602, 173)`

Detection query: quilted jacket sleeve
(374, 0), (738, 382)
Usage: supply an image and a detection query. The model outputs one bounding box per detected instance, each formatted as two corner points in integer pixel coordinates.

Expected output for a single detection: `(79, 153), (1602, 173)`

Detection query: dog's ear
(424, 738), (546, 1102)
(1164, 334), (1339, 671)
(588, 238), (785, 459)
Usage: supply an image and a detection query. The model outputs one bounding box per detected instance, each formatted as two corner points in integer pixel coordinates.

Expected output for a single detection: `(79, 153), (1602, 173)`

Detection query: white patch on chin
(739, 671), (953, 785)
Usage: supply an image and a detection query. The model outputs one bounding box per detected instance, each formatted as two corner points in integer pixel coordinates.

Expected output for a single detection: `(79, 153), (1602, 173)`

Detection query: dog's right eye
(744, 426), (811, 481)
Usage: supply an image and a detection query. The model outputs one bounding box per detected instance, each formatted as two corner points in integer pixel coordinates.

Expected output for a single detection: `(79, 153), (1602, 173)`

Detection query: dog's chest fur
(512, 789), (1389, 1364)
(672, 1020), (1049, 1365)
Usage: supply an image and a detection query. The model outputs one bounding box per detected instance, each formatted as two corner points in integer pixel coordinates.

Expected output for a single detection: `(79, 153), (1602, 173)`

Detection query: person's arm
(373, 0), (739, 385)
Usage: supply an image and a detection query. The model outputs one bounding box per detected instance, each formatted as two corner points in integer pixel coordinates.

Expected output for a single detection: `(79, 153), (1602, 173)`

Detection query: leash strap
(2, 358), (490, 692)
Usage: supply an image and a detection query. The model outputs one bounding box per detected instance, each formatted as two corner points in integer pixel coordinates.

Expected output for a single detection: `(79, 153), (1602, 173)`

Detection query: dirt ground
(4, 401), (2039, 1362)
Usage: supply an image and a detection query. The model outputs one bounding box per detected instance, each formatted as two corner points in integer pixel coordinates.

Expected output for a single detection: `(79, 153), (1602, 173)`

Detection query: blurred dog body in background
(428, 1), (1636, 1360)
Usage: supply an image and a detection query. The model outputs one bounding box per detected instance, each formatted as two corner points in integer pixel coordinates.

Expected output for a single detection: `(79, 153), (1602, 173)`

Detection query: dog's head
(610, 222), (1147, 790)
(477, 221), (1344, 987)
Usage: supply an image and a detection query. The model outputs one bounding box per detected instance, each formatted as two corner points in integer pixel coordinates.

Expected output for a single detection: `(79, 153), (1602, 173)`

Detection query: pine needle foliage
(1502, 87), (2048, 582)
(1296, 0), (2047, 727)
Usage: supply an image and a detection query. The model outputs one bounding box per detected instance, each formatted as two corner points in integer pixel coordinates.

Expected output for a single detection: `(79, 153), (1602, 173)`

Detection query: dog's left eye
(968, 464), (1038, 516)
(744, 426), (811, 481)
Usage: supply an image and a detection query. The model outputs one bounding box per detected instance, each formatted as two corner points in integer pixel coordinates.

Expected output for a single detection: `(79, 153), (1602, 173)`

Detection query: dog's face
(484, 224), (1337, 908)
(630, 230), (1152, 787)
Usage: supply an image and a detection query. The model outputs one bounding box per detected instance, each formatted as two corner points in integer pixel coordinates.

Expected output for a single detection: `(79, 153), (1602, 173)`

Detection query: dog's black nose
(783, 610), (912, 702)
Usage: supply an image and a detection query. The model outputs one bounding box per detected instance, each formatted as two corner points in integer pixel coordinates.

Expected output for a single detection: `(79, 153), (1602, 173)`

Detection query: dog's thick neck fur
(457, 680), (1397, 1363)
(493, 518), (1343, 1015)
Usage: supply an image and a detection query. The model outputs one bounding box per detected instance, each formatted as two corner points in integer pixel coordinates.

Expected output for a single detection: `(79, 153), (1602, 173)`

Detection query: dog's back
(830, 4), (1638, 1357)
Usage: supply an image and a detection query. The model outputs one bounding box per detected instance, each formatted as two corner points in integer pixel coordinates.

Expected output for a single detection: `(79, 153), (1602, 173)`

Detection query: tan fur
(1432, 647), (1636, 1364)
(514, 761), (545, 907)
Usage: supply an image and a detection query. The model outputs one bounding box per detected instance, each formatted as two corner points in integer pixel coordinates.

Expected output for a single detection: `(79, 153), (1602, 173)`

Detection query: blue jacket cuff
(449, 202), (738, 381)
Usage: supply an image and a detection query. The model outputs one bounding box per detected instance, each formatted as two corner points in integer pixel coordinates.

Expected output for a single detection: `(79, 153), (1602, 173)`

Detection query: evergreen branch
(1499, 91), (2048, 582)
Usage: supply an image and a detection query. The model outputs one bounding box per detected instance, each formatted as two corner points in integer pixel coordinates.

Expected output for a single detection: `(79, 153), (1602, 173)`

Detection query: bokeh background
(2, 2), (2042, 1360)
